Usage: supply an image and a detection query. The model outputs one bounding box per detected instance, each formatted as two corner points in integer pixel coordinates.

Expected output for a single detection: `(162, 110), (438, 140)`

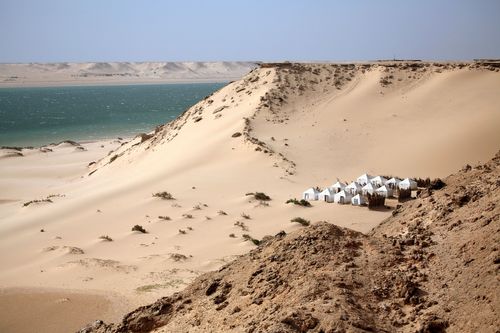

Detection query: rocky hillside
(80, 151), (499, 332)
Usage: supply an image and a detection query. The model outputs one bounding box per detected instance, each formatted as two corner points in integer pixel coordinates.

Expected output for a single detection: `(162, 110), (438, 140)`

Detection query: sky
(1, 0), (500, 63)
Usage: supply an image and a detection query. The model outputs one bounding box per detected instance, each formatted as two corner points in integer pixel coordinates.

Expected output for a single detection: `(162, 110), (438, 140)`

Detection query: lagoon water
(0, 83), (225, 147)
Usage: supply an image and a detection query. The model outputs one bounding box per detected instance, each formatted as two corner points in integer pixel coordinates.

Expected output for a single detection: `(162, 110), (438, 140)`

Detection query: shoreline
(0, 77), (235, 89)
(1, 136), (134, 150)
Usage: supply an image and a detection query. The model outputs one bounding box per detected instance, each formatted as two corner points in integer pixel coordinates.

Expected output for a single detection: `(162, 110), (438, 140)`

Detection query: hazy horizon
(1, 0), (500, 63)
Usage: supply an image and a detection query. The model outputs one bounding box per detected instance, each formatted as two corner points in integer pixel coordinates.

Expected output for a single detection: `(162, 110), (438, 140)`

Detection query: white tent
(334, 190), (352, 204)
(302, 187), (320, 201)
(385, 177), (401, 189)
(331, 181), (346, 193)
(375, 185), (393, 198)
(351, 194), (366, 206)
(345, 181), (362, 195)
(398, 178), (418, 190)
(362, 183), (376, 195)
(370, 176), (387, 187)
(356, 173), (373, 186)
(319, 188), (335, 202)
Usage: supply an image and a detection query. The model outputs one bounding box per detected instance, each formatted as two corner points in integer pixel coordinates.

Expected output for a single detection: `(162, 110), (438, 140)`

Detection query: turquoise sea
(0, 83), (225, 147)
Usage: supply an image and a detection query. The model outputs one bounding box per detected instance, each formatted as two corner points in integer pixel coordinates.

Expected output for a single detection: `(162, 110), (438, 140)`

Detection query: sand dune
(0, 61), (257, 87)
(0, 61), (499, 331)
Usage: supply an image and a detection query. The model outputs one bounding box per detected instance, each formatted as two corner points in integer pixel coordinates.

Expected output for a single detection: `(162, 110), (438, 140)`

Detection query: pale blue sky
(1, 0), (499, 63)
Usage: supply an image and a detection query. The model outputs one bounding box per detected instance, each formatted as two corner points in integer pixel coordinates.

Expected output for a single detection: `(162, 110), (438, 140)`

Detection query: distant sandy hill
(0, 61), (257, 87)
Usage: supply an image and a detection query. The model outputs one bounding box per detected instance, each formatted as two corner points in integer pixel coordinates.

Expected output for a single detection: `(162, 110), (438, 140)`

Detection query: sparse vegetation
(254, 192), (271, 201)
(367, 193), (386, 209)
(234, 221), (249, 231)
(182, 214), (193, 219)
(170, 253), (189, 261)
(286, 198), (312, 207)
(153, 191), (175, 200)
(99, 235), (113, 242)
(179, 229), (187, 235)
(158, 216), (171, 221)
(229, 233), (236, 238)
(132, 225), (147, 233)
(23, 198), (53, 207)
(187, 226), (193, 231)
(218, 210), (228, 215)
(241, 212), (251, 219)
(242, 234), (261, 246)
(290, 217), (310, 226)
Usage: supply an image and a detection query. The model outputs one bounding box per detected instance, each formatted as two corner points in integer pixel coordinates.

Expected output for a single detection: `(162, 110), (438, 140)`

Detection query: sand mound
(80, 151), (499, 333)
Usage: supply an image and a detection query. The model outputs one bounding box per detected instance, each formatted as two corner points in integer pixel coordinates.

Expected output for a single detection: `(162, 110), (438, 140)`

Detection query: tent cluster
(302, 173), (417, 206)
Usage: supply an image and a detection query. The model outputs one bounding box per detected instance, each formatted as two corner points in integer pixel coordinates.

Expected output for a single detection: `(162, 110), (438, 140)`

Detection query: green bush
(286, 198), (312, 207)
(290, 217), (310, 226)
(132, 225), (147, 233)
(242, 234), (261, 246)
(254, 192), (271, 201)
(152, 191), (174, 200)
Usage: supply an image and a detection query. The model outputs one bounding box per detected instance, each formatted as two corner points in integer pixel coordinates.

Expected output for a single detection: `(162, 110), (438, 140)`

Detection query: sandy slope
(80, 151), (500, 333)
(0, 61), (257, 87)
(0, 61), (499, 331)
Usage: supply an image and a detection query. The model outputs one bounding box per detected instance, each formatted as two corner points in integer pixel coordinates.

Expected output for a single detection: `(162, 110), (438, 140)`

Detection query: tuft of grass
(187, 226), (193, 231)
(158, 215), (171, 221)
(218, 210), (228, 215)
(132, 225), (147, 233)
(286, 198), (312, 207)
(229, 233), (236, 238)
(242, 234), (261, 246)
(290, 217), (310, 226)
(205, 216), (212, 220)
(253, 192), (271, 201)
(179, 229), (187, 235)
(241, 212), (251, 219)
(152, 191), (175, 200)
(99, 235), (113, 242)
(234, 221), (249, 231)
(182, 214), (193, 219)
(23, 198), (53, 207)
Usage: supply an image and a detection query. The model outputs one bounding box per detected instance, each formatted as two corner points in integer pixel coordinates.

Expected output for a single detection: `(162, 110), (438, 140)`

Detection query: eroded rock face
(80, 151), (499, 333)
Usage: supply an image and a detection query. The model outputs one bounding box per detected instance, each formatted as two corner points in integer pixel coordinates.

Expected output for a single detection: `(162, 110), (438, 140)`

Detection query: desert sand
(1, 61), (499, 332)
(0, 61), (257, 87)
(81, 151), (500, 332)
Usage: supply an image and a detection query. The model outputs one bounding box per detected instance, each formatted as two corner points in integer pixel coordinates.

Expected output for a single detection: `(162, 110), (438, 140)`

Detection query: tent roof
(376, 185), (390, 192)
(401, 178), (417, 184)
(372, 176), (387, 182)
(362, 183), (375, 190)
(346, 181), (361, 189)
(320, 188), (335, 195)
